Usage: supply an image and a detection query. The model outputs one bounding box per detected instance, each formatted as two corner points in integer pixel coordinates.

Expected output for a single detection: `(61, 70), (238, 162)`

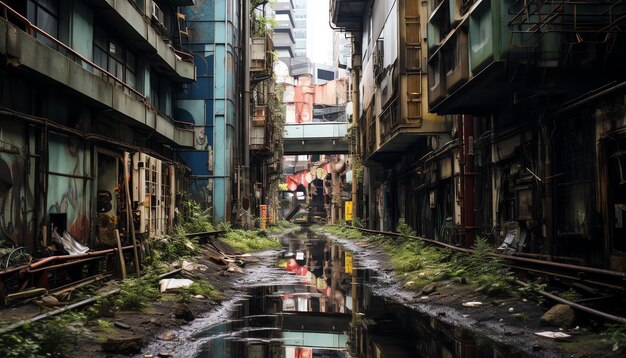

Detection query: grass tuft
(221, 230), (281, 252)
(178, 281), (223, 303)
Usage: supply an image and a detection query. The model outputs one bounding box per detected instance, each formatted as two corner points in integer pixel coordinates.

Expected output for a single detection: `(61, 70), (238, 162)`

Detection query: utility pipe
(352, 227), (626, 278)
(350, 37), (361, 222)
(462, 115), (475, 248)
(243, 0), (250, 170)
(516, 280), (626, 325)
(22, 244), (139, 271)
(241, 0), (251, 227)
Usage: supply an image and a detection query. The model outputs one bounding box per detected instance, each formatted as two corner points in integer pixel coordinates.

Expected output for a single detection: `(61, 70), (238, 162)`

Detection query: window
(27, 0), (59, 48)
(150, 69), (172, 115)
(93, 27), (137, 90)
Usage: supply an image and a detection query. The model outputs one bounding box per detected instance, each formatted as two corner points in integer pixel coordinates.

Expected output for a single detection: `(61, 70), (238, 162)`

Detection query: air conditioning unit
(152, 1), (167, 32)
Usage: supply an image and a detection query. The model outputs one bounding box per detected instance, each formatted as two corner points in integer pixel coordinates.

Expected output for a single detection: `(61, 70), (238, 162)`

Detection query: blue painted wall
(177, 0), (239, 222)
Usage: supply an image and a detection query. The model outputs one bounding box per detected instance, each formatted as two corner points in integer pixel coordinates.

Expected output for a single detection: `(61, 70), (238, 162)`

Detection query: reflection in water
(193, 230), (525, 358)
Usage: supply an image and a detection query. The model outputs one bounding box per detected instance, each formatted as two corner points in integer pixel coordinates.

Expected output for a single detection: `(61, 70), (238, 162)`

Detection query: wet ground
(140, 228), (534, 357)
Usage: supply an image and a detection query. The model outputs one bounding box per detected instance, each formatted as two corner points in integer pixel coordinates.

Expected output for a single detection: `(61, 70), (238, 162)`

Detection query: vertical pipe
(351, 36), (360, 223)
(544, 120), (554, 259)
(243, 0), (250, 168)
(463, 114), (475, 248)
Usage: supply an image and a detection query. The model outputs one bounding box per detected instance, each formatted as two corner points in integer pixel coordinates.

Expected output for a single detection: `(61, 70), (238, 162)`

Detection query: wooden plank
(114, 229), (127, 280)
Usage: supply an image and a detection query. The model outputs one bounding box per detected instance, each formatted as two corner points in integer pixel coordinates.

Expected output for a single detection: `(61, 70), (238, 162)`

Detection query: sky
(306, 0), (333, 66)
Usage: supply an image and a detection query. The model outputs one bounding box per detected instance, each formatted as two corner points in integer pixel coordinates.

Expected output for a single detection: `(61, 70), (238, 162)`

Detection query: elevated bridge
(283, 122), (349, 154)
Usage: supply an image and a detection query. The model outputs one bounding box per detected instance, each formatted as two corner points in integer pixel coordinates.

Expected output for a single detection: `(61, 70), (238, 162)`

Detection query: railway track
(349, 226), (626, 325)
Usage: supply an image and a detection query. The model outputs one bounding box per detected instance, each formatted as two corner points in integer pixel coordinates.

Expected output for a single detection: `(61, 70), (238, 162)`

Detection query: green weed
(605, 324), (626, 350)
(178, 281), (222, 303)
(454, 238), (513, 296)
(0, 312), (85, 357)
(560, 289), (583, 302)
(97, 277), (160, 312)
(150, 227), (199, 263)
(94, 319), (114, 333)
(221, 230), (281, 252)
(396, 218), (416, 238)
(324, 225), (363, 240)
(517, 282), (546, 305)
(180, 200), (214, 233)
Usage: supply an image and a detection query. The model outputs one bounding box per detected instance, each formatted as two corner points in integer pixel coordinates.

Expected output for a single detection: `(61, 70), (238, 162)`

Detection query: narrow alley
(1, 0), (626, 357)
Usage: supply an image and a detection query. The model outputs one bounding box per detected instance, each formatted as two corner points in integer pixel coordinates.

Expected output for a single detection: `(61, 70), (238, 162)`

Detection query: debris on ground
(540, 303), (576, 327)
(159, 278), (194, 293)
(534, 331), (572, 339)
(462, 301), (483, 307)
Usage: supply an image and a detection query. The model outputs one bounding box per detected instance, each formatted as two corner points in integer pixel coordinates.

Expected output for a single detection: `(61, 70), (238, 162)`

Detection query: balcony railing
(0, 2), (194, 136)
(0, 1), (144, 99)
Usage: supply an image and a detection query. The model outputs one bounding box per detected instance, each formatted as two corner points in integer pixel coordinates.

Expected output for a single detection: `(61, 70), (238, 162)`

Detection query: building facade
(0, 0), (196, 251)
(271, 0), (295, 59)
(176, 0), (242, 223)
(332, 0), (453, 232)
(0, 0), (283, 253)
(427, 0), (626, 269)
(334, 0), (626, 270)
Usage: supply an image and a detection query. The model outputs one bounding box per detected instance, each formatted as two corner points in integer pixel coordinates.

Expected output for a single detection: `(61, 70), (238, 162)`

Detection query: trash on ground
(462, 301), (483, 307)
(159, 278), (194, 293)
(51, 230), (89, 255)
(534, 331), (571, 339)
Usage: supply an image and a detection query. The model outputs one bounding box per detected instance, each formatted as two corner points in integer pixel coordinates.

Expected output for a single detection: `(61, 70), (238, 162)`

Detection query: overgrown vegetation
(221, 229), (281, 252)
(0, 312), (84, 358)
(455, 238), (513, 296)
(324, 223), (363, 240)
(396, 218), (416, 238)
(381, 237), (456, 289)
(178, 281), (222, 303)
(99, 276), (161, 312)
(266, 219), (296, 234)
(351, 217), (365, 228)
(517, 282), (547, 304)
(326, 223), (517, 297)
(180, 200), (215, 233)
(560, 288), (583, 302)
(604, 324), (626, 351)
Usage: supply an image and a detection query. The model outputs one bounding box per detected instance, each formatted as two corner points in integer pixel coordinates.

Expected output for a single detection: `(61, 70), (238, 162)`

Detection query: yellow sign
(345, 251), (353, 274)
(344, 201), (353, 222)
(260, 205), (267, 230)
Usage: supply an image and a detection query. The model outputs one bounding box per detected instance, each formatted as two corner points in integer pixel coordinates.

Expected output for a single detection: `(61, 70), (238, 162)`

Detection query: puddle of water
(186, 229), (527, 357)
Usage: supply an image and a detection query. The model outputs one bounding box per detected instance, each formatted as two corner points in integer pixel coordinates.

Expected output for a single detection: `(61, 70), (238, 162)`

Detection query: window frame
(93, 26), (138, 90)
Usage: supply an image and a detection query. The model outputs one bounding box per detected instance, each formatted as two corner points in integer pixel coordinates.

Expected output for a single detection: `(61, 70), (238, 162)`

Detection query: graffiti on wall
(47, 133), (92, 243)
(0, 123), (35, 248)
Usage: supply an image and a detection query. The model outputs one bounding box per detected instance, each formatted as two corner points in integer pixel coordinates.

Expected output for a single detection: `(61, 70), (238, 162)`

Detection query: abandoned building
(332, 0), (626, 270)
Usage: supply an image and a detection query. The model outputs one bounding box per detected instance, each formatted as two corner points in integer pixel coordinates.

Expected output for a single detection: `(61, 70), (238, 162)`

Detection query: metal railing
(0, 2), (195, 132)
(0, 1), (144, 99)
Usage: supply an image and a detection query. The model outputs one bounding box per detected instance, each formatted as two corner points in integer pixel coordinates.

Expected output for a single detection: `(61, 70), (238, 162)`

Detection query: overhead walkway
(283, 122), (349, 154)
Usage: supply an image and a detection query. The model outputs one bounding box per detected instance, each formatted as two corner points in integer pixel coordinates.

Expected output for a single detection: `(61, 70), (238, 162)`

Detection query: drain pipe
(242, 0), (251, 227)
(461, 115), (475, 248)
(351, 36), (361, 223)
